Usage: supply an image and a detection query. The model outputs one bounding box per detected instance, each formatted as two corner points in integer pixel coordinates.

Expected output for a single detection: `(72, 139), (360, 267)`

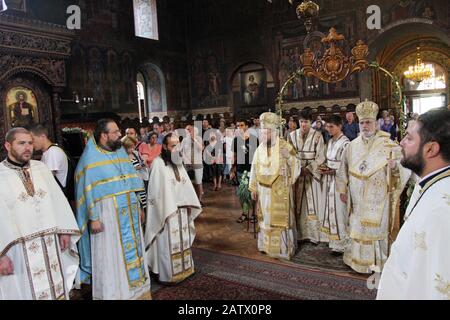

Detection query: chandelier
(295, 1), (320, 33)
(404, 46), (434, 83)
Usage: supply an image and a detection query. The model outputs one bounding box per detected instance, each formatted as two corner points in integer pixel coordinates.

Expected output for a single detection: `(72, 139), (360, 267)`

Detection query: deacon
(320, 115), (350, 253)
(377, 108), (450, 299)
(249, 112), (301, 260)
(290, 110), (326, 244)
(76, 119), (151, 300)
(0, 128), (80, 300)
(145, 133), (202, 283)
(336, 100), (410, 274)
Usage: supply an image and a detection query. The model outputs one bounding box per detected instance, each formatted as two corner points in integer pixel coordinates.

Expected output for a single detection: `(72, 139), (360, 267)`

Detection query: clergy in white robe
(290, 110), (326, 243)
(0, 128), (80, 300)
(145, 133), (201, 284)
(76, 120), (151, 300)
(320, 115), (350, 252)
(377, 109), (450, 299)
(336, 101), (410, 274)
(249, 113), (301, 260)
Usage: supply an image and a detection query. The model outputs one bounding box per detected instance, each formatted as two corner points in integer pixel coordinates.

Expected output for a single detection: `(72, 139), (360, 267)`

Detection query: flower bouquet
(236, 171), (252, 214)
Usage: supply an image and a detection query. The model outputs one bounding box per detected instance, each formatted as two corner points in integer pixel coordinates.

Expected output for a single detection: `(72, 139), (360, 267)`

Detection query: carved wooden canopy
(0, 13), (75, 87)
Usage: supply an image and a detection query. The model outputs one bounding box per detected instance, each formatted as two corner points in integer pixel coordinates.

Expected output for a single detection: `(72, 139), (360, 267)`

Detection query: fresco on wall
(147, 65), (163, 112)
(70, 46), (87, 97)
(383, 0), (438, 26)
(106, 50), (121, 110)
(88, 47), (105, 108)
(122, 52), (137, 107)
(190, 50), (228, 108)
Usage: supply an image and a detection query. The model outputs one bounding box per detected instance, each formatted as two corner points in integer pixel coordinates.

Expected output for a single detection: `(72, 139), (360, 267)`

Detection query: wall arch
(138, 62), (168, 116)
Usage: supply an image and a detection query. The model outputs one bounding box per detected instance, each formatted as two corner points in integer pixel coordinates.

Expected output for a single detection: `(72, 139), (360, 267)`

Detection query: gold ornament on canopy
(301, 27), (369, 83)
(275, 3), (404, 140)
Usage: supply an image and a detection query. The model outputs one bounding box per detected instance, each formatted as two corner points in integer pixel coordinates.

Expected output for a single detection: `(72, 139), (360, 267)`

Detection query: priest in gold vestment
(336, 100), (410, 274)
(249, 112), (301, 260)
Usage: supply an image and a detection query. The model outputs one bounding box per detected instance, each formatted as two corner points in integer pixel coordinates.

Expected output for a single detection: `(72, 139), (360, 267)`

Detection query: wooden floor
(195, 180), (367, 280)
(194, 180), (267, 260)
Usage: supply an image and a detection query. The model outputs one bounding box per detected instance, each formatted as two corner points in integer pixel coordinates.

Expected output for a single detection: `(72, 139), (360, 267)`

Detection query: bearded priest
(145, 133), (202, 284)
(336, 100), (410, 274)
(249, 112), (301, 260)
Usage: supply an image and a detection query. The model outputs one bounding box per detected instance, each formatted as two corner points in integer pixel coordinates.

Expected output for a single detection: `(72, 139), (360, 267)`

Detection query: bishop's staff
(385, 141), (403, 254)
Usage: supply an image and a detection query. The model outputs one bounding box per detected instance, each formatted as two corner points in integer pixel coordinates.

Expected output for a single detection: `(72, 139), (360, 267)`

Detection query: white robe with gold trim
(145, 157), (201, 283)
(321, 134), (350, 252)
(377, 171), (450, 300)
(249, 138), (301, 260)
(336, 131), (410, 274)
(289, 128), (326, 243)
(0, 160), (80, 300)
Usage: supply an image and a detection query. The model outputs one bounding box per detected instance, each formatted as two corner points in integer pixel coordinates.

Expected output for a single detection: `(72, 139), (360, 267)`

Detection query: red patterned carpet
(72, 182), (375, 300)
(152, 248), (376, 300)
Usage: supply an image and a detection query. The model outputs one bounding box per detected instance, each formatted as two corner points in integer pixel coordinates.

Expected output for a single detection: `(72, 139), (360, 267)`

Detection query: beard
(401, 148), (425, 176)
(161, 149), (182, 166)
(361, 129), (375, 138)
(10, 148), (32, 165)
(161, 149), (173, 165)
(106, 139), (122, 151)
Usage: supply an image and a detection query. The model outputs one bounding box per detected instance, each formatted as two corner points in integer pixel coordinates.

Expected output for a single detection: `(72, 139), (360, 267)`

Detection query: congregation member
(342, 112), (360, 141)
(125, 127), (151, 166)
(181, 125), (204, 205)
(30, 124), (73, 201)
(231, 119), (258, 223)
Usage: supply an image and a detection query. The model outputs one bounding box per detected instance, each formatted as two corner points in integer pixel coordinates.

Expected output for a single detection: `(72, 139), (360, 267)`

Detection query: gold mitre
(260, 112), (281, 130)
(356, 99), (379, 120)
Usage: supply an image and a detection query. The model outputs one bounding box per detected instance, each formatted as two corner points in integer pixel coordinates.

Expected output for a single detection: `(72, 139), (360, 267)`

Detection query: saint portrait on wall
(240, 69), (266, 106)
(5, 87), (39, 129)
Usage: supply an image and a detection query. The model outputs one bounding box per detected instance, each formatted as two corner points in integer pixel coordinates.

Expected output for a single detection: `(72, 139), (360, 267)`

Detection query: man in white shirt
(181, 124), (204, 205)
(248, 117), (261, 140)
(30, 125), (68, 188)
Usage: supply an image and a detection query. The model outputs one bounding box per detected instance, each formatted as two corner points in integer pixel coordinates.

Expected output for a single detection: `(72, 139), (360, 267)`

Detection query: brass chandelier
(404, 45), (434, 83)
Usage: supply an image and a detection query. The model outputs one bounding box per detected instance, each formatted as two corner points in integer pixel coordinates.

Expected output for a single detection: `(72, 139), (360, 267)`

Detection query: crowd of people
(0, 102), (449, 300)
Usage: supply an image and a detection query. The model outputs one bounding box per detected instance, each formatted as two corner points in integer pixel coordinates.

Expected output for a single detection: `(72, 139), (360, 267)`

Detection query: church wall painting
(190, 50), (228, 109)
(147, 66), (163, 112)
(5, 86), (39, 129)
(106, 49), (121, 110)
(240, 69), (266, 106)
